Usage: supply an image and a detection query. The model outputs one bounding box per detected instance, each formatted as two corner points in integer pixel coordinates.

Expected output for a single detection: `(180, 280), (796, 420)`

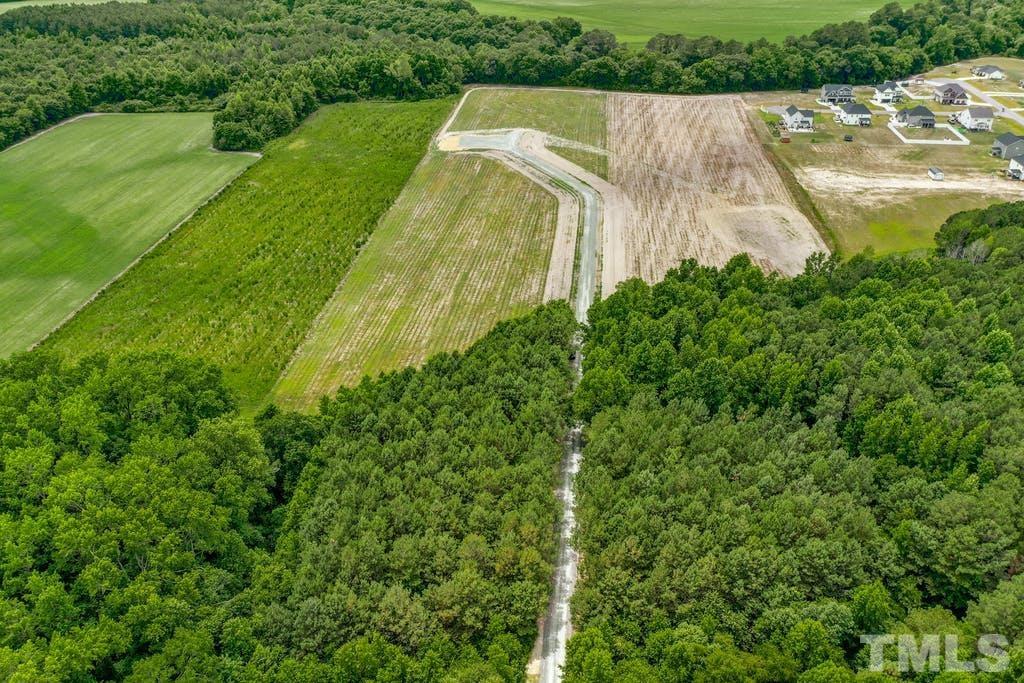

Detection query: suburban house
(873, 81), (904, 104)
(820, 84), (854, 104)
(1009, 155), (1024, 180)
(782, 105), (814, 131)
(972, 65), (1006, 80)
(934, 83), (968, 106)
(992, 132), (1024, 159)
(896, 105), (936, 128)
(957, 106), (995, 131)
(837, 102), (872, 126)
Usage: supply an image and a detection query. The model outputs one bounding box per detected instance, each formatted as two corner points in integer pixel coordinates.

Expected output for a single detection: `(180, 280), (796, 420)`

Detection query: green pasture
(45, 100), (453, 410)
(0, 113), (255, 356)
(0, 0), (143, 13)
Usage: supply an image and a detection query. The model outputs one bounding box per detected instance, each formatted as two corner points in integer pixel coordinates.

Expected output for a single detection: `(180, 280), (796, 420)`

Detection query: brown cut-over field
(603, 94), (828, 292)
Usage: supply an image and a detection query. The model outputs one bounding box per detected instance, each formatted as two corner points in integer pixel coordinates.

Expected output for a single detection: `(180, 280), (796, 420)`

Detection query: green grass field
(0, 113), (255, 357)
(0, 0), (142, 13)
(452, 88), (607, 148)
(271, 151), (560, 411)
(44, 100), (453, 410)
(470, 0), (905, 44)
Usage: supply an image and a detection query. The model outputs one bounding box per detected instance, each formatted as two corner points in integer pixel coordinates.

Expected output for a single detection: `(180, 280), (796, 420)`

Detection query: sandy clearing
(604, 93), (827, 288)
(795, 167), (1019, 201)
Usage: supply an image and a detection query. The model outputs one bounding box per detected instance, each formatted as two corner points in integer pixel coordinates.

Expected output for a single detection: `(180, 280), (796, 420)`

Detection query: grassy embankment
(0, 113), (255, 356)
(45, 100), (453, 410)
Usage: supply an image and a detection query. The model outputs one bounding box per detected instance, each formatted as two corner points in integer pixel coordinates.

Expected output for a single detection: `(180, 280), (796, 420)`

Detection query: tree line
(2, 0), (1023, 150)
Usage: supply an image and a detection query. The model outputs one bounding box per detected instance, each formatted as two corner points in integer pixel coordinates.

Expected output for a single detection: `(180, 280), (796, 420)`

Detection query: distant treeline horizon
(0, 0), (1021, 150)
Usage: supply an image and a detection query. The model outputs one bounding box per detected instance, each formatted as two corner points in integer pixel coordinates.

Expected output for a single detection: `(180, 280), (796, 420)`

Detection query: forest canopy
(0, 303), (578, 680)
(564, 204), (1024, 680)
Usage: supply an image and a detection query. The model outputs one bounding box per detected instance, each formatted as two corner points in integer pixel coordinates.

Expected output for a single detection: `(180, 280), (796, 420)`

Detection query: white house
(958, 106), (994, 132)
(874, 81), (903, 104)
(972, 65), (1006, 80)
(1009, 156), (1024, 180)
(837, 102), (872, 126)
(782, 104), (814, 131)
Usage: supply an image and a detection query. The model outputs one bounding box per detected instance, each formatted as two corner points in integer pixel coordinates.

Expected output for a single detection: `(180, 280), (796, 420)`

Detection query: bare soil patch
(604, 93), (827, 289)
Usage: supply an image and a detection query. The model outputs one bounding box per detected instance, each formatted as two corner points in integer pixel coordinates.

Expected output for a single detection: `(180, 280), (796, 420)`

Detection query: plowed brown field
(603, 93), (827, 291)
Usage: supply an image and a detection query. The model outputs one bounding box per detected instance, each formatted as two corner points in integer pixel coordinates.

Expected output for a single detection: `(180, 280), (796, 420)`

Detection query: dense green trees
(0, 351), (270, 679)
(0, 303), (577, 679)
(3, 0), (1024, 150)
(239, 302), (577, 679)
(564, 205), (1024, 679)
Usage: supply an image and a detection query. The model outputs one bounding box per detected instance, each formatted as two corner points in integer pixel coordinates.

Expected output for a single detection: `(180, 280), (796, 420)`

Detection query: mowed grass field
(452, 88), (607, 149)
(45, 100), (453, 409)
(470, 0), (905, 44)
(271, 151), (560, 411)
(0, 113), (255, 356)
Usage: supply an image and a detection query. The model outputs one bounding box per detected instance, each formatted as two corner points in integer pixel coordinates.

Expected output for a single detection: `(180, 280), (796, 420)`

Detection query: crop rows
(272, 151), (559, 410)
(605, 93), (827, 283)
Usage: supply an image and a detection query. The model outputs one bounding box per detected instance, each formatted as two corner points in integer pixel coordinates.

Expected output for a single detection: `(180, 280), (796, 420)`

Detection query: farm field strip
(44, 100), (452, 410)
(0, 113), (256, 357)
(270, 151), (562, 410)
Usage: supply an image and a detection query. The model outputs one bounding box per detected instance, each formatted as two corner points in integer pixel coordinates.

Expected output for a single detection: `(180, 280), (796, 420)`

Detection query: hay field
(271, 152), (562, 411)
(452, 88), (607, 147)
(0, 113), (255, 356)
(0, 0), (142, 13)
(469, 0), (906, 45)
